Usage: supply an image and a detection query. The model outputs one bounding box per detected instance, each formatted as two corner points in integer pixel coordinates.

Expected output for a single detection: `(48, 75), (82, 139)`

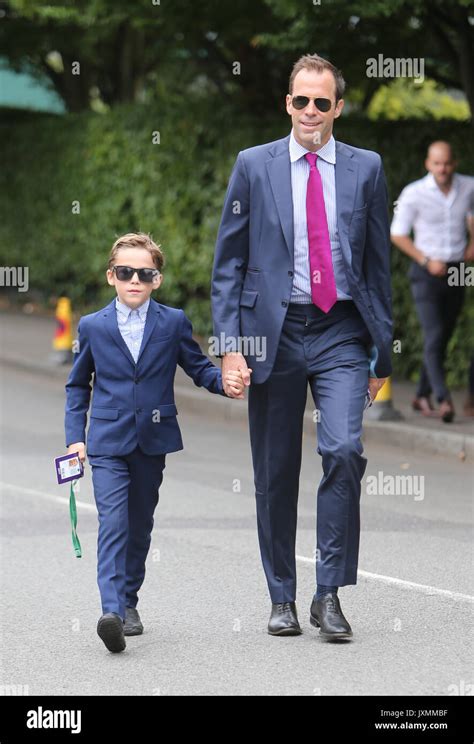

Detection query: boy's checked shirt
(116, 297), (150, 363)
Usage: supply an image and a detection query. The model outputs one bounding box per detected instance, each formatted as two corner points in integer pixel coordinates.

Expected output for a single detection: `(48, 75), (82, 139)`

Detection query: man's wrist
(419, 254), (430, 268)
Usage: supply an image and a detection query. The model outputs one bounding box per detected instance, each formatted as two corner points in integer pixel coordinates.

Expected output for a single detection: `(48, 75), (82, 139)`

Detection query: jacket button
(281, 301), (288, 307)
(288, 271), (293, 277)
(134, 377), (140, 384)
(136, 408), (142, 414)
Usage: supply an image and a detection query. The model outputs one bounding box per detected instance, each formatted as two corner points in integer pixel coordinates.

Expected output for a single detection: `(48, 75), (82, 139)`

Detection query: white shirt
(391, 172), (474, 261)
(115, 297), (150, 363)
(289, 130), (352, 302)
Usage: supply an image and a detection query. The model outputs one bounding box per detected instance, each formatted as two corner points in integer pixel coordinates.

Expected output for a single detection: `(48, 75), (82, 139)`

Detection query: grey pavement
(0, 359), (472, 696)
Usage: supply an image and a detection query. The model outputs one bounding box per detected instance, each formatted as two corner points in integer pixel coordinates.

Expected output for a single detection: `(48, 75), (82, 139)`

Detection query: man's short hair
(289, 53), (346, 102)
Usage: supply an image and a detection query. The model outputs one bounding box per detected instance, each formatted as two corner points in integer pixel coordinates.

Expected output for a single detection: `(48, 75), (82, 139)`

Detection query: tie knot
(305, 152), (318, 168)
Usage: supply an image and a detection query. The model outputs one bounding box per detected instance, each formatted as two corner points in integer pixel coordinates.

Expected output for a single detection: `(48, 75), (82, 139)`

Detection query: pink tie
(305, 152), (337, 313)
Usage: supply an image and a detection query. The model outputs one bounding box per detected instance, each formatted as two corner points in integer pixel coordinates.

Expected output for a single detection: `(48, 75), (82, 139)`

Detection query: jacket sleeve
(364, 155), (393, 378)
(64, 318), (95, 445)
(211, 151), (250, 355)
(177, 311), (227, 396)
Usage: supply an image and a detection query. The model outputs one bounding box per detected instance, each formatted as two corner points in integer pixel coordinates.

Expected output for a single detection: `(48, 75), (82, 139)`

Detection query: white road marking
(296, 554), (474, 603)
(0, 481), (96, 512)
(2, 481), (472, 603)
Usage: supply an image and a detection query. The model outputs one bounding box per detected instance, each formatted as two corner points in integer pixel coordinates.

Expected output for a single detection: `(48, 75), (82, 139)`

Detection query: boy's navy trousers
(88, 445), (166, 620)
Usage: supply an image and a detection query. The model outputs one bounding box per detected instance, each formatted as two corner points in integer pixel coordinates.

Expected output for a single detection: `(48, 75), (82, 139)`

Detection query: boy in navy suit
(65, 233), (245, 653)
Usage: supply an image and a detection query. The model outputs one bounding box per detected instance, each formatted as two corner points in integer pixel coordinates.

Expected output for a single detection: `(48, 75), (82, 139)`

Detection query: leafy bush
(1, 103), (472, 386)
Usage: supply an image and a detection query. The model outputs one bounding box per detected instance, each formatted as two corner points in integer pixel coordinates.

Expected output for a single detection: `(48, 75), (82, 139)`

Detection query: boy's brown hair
(108, 233), (165, 272)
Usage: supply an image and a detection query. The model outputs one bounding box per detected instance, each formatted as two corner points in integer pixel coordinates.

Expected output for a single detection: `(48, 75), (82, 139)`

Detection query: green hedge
(1, 102), (472, 386)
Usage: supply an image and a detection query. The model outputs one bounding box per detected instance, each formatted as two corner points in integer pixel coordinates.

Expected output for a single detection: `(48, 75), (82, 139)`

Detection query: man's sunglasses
(291, 96), (333, 112)
(112, 265), (160, 283)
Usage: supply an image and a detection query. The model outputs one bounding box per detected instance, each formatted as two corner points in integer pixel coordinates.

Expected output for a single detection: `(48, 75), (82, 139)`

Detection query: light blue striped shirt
(289, 130), (352, 302)
(116, 297), (150, 363)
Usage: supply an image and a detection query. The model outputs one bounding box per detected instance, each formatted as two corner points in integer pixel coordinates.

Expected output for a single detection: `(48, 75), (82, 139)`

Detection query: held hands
(222, 352), (252, 399)
(67, 442), (86, 463)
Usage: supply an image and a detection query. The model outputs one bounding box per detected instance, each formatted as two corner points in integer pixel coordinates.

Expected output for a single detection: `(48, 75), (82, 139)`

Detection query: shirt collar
(425, 172), (459, 194)
(115, 297), (150, 320)
(289, 129), (336, 164)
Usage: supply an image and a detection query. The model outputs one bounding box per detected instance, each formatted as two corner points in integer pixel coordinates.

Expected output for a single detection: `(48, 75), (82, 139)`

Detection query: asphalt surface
(0, 362), (472, 696)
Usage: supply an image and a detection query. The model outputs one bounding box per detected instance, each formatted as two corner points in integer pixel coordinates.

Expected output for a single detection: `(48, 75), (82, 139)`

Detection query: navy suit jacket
(211, 135), (393, 382)
(65, 298), (226, 456)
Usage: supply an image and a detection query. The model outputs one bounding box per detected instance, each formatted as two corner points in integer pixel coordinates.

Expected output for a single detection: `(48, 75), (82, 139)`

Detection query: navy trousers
(88, 446), (166, 620)
(248, 300), (372, 603)
(409, 261), (465, 403)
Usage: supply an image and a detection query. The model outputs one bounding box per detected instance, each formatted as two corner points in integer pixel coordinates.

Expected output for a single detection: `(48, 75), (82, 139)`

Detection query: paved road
(0, 362), (472, 696)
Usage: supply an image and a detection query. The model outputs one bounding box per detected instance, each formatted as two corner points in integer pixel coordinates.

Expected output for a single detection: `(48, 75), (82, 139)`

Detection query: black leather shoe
(97, 613), (126, 652)
(124, 607), (144, 636)
(268, 602), (302, 636)
(310, 592), (353, 641)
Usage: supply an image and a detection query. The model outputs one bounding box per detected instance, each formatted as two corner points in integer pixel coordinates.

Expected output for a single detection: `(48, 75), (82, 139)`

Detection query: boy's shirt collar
(115, 296), (151, 320)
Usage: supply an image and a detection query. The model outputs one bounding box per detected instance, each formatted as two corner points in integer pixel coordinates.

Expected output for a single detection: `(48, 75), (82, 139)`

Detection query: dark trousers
(409, 262), (465, 402)
(248, 300), (372, 603)
(88, 445), (166, 619)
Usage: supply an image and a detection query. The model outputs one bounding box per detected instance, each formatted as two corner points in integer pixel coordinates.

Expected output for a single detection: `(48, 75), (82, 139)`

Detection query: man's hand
(426, 259), (447, 276)
(368, 377), (388, 403)
(222, 352), (252, 399)
(464, 241), (474, 262)
(67, 442), (86, 463)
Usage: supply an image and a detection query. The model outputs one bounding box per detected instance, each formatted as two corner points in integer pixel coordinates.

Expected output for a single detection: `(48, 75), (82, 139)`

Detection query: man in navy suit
(212, 54), (392, 640)
(65, 233), (244, 653)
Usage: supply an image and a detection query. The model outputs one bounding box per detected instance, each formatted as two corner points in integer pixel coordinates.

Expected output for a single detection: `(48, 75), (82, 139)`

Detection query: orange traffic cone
(52, 297), (73, 364)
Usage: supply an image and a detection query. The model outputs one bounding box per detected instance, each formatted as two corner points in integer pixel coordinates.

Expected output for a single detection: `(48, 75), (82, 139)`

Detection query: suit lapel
(103, 298), (162, 367)
(266, 135), (294, 262)
(103, 299), (136, 367)
(335, 142), (359, 270)
(136, 300), (160, 363)
(266, 137), (360, 270)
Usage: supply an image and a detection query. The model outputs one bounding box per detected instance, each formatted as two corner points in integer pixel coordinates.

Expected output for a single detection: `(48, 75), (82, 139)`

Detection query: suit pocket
(148, 334), (172, 346)
(239, 289), (258, 308)
(90, 407), (119, 420)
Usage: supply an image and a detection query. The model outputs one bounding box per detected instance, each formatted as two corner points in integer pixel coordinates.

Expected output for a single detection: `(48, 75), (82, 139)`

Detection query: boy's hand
(224, 368), (252, 399)
(67, 442), (86, 463)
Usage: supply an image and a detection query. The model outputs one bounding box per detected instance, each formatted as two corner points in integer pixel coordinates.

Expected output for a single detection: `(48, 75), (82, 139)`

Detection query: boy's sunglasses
(291, 95), (333, 112)
(112, 265), (160, 283)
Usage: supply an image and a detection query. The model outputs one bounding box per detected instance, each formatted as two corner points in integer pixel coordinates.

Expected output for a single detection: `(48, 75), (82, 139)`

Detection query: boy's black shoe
(97, 613), (126, 652)
(124, 607), (144, 636)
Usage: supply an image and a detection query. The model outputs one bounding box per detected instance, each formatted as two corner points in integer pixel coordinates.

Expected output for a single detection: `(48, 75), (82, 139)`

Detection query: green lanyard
(69, 480), (82, 558)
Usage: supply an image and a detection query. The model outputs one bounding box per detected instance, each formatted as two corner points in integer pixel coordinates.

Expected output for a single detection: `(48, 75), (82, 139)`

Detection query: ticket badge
(55, 452), (84, 485)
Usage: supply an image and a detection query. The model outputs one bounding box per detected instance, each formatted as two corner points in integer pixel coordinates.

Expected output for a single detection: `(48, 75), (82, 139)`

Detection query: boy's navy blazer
(65, 298), (226, 456)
